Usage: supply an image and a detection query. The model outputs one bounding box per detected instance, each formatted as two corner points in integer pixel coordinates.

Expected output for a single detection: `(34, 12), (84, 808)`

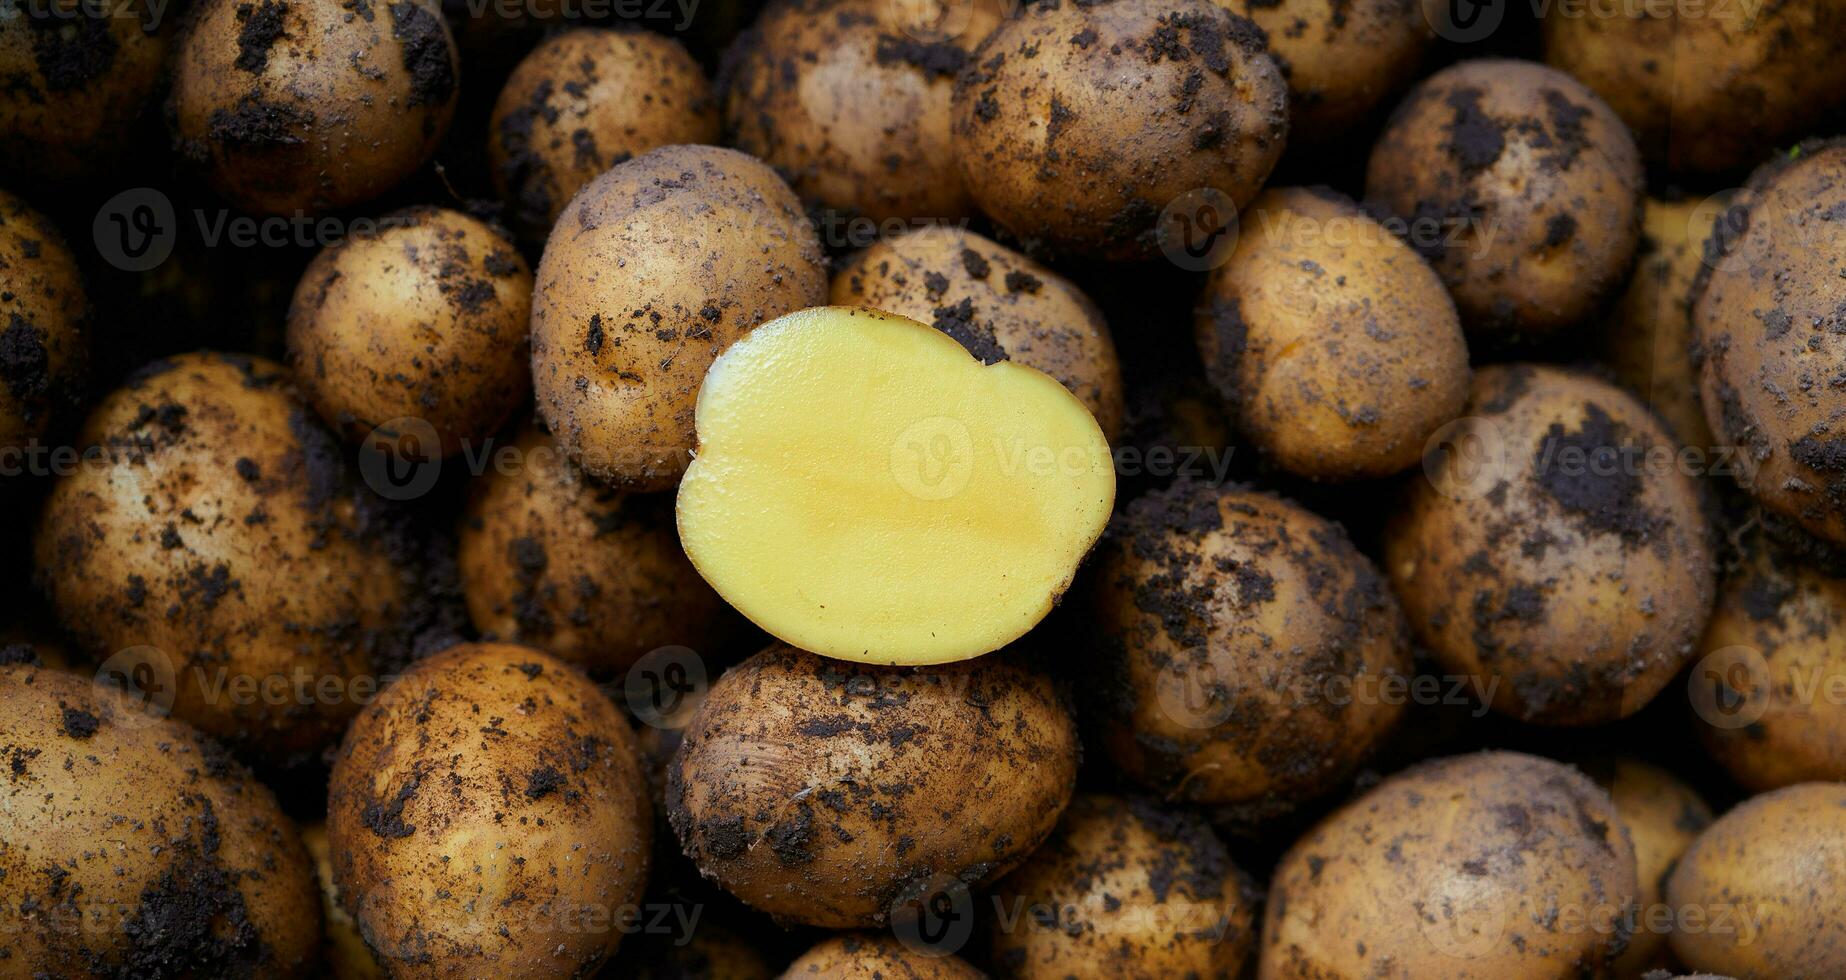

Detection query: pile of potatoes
(1, 0), (1844, 977)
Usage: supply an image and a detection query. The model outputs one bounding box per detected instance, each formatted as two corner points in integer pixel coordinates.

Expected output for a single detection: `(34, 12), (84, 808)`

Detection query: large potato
(667, 644), (1080, 927)
(529, 144), (828, 491)
(327, 644), (652, 978)
(0, 662), (320, 977)
(0, 189), (86, 455)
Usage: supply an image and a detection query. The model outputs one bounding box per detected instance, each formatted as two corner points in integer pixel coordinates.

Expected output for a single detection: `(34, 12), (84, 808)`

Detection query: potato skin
(1260, 751), (1640, 979)
(1586, 758), (1712, 977)
(1666, 782), (1846, 978)
(1194, 186), (1468, 480)
(832, 226), (1124, 439)
(458, 423), (730, 675)
(490, 28), (718, 238)
(529, 144), (828, 491)
(1693, 141), (1846, 547)
(1541, 0), (1846, 176)
(169, 0), (459, 214)
(723, 0), (1006, 223)
(286, 207), (533, 456)
(0, 1), (169, 182)
(1089, 480), (1410, 812)
(0, 189), (86, 454)
(989, 795), (1257, 980)
(667, 645), (1080, 928)
(32, 353), (423, 758)
(0, 663), (321, 977)
(1365, 59), (1643, 341)
(781, 933), (983, 979)
(1383, 364), (1714, 725)
(950, 0), (1289, 261)
(327, 644), (652, 978)
(1598, 196), (1720, 451)
(1216, 0), (1429, 142)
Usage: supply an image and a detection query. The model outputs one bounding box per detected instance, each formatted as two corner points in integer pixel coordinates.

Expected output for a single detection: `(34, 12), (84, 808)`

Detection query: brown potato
(489, 27), (718, 238)
(1089, 480), (1411, 812)
(458, 422), (730, 676)
(169, 0), (459, 214)
(989, 794), (1257, 979)
(832, 225), (1124, 439)
(950, 0), (1289, 260)
(1194, 186), (1469, 480)
(1215, 0), (1430, 142)
(0, 662), (321, 977)
(0, 189), (85, 454)
(781, 933), (983, 979)
(529, 144), (828, 491)
(1666, 782), (1846, 978)
(722, 0), (1007, 223)
(0, 1), (170, 182)
(1383, 364), (1714, 725)
(327, 644), (652, 977)
(1365, 59), (1643, 341)
(1694, 140), (1846, 547)
(667, 644), (1080, 927)
(1261, 751), (1640, 979)
(1586, 758), (1713, 977)
(286, 207), (533, 456)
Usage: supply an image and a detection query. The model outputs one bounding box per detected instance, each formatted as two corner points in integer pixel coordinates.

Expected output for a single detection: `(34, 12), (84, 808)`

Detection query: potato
(459, 422), (729, 676)
(327, 644), (651, 977)
(781, 933), (982, 979)
(667, 644), (1080, 927)
(950, 0), (1289, 260)
(1693, 538), (1846, 791)
(1383, 364), (1714, 725)
(1542, 0), (1846, 175)
(1193, 186), (1469, 480)
(286, 207), (533, 456)
(1214, 0), (1429, 142)
(1586, 758), (1713, 977)
(0, 189), (86, 455)
(832, 225), (1124, 439)
(722, 0), (1007, 223)
(1694, 140), (1846, 547)
(1666, 782), (1846, 978)
(1088, 480), (1410, 811)
(0, 662), (320, 976)
(302, 823), (385, 980)
(989, 794), (1257, 979)
(169, 0), (459, 214)
(33, 352), (423, 758)
(1261, 751), (1640, 979)
(675, 307), (1114, 665)
(1598, 196), (1721, 451)
(529, 144), (828, 491)
(1365, 59), (1643, 341)
(0, 0), (169, 182)
(489, 27), (718, 238)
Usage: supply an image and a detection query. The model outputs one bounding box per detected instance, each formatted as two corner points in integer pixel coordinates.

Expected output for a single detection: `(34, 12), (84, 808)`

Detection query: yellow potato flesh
(677, 306), (1115, 664)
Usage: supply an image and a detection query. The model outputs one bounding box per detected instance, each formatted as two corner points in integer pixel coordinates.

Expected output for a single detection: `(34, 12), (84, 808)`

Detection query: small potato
(1260, 751), (1640, 979)
(302, 823), (384, 980)
(1088, 480), (1411, 811)
(327, 644), (652, 977)
(1194, 186), (1469, 480)
(0, 663), (321, 977)
(1587, 758), (1713, 976)
(833, 225), (1124, 439)
(1215, 0), (1429, 142)
(781, 933), (982, 979)
(951, 0), (1289, 260)
(1542, 0), (1846, 175)
(287, 207), (533, 456)
(459, 422), (730, 675)
(667, 644), (1080, 927)
(1598, 196), (1721, 451)
(1694, 140), (1846, 547)
(1666, 782), (1846, 978)
(722, 0), (1007, 223)
(489, 28), (718, 237)
(1365, 59), (1643, 341)
(989, 795), (1257, 979)
(0, 189), (86, 454)
(169, 0), (459, 214)
(0, 1), (170, 182)
(1383, 364), (1714, 725)
(530, 144), (828, 491)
